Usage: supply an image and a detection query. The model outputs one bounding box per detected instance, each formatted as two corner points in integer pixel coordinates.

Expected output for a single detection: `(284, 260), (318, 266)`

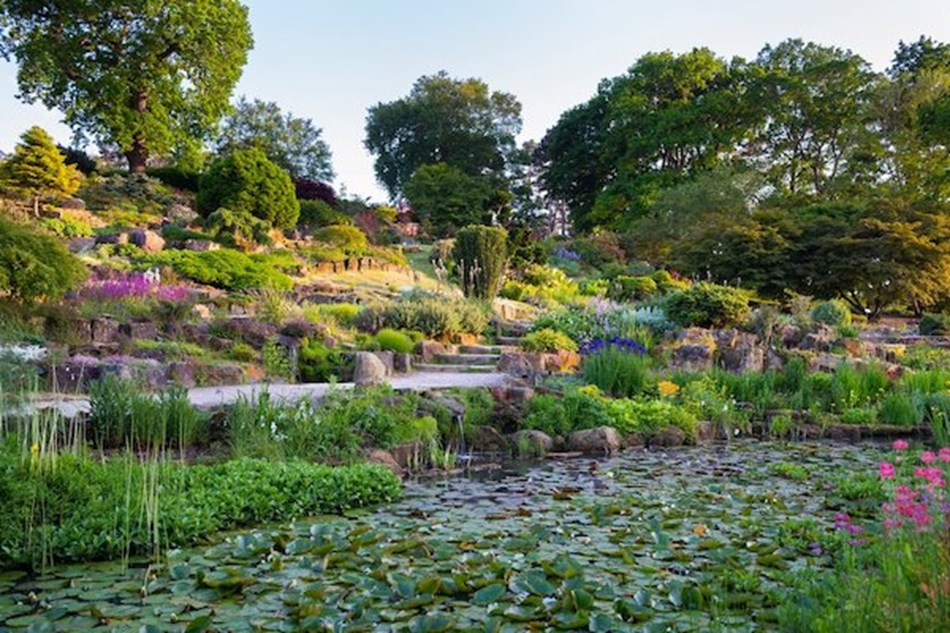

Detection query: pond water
(0, 441), (885, 632)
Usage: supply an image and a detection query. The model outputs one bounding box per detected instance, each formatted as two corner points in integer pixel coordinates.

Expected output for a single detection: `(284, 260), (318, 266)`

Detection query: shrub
(919, 313), (948, 336)
(298, 338), (347, 382)
(609, 275), (659, 302)
(140, 249), (292, 291)
(2, 126), (81, 214)
(453, 225), (508, 299)
(39, 214), (93, 237)
(651, 269), (687, 293)
(293, 177), (338, 205)
(523, 389), (614, 436)
(374, 328), (415, 353)
(521, 328), (578, 353)
(356, 296), (487, 338)
(811, 300), (852, 327)
(665, 282), (750, 328)
(146, 166), (200, 192)
(205, 206), (273, 247)
(0, 217), (87, 302)
(198, 149), (299, 229)
(298, 199), (351, 227)
(312, 224), (368, 255)
(606, 398), (698, 440)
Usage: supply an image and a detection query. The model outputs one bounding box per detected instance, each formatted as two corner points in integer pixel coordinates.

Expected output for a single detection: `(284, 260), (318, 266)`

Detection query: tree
(403, 163), (500, 237)
(364, 72), (522, 199)
(198, 149), (299, 230)
(215, 97), (334, 181)
(0, 0), (253, 173)
(2, 126), (81, 215)
(746, 39), (880, 202)
(0, 217), (86, 302)
(453, 225), (509, 300)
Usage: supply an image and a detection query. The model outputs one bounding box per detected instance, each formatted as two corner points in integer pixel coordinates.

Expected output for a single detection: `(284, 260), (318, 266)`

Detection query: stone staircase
(415, 343), (517, 374)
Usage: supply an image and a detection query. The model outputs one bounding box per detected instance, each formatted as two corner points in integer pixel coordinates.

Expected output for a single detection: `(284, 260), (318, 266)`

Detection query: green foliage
(140, 248), (292, 291)
(0, 1), (253, 172)
(309, 302), (362, 327)
(0, 444), (400, 567)
(500, 264), (580, 306)
(582, 349), (652, 398)
(521, 328), (578, 353)
(312, 224), (369, 256)
(298, 339), (348, 382)
(609, 275), (659, 302)
(523, 389), (615, 437)
(0, 217), (87, 302)
(665, 283), (751, 328)
(877, 392), (920, 426)
(606, 398), (698, 440)
(919, 313), (948, 335)
(298, 199), (350, 227)
(357, 295), (488, 338)
(374, 328), (415, 354)
(146, 166), (201, 192)
(39, 214), (93, 238)
(0, 126), (81, 213)
(404, 163), (499, 236)
(215, 96), (334, 181)
(364, 71), (522, 199)
(198, 149), (300, 229)
(811, 300), (853, 326)
(453, 225), (509, 299)
(205, 207), (273, 247)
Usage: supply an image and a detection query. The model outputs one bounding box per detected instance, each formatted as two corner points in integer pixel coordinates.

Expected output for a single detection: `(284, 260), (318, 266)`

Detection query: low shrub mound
(665, 282), (750, 328)
(140, 248), (292, 291)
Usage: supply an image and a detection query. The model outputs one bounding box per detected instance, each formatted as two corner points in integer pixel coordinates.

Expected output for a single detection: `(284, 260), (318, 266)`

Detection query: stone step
(414, 363), (499, 374)
(458, 344), (516, 355)
(434, 353), (501, 365)
(496, 336), (523, 346)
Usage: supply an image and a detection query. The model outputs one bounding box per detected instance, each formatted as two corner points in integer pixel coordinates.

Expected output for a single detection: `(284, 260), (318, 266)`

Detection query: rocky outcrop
(354, 351), (389, 386)
(511, 430), (553, 455)
(366, 449), (405, 477)
(650, 426), (687, 448)
(130, 229), (165, 253)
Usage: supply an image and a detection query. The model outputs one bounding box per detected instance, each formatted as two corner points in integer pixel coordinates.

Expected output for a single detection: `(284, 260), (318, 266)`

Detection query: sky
(1, 0), (949, 202)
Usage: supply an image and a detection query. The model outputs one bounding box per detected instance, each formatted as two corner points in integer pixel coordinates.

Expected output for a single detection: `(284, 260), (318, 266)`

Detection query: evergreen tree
(2, 126), (81, 215)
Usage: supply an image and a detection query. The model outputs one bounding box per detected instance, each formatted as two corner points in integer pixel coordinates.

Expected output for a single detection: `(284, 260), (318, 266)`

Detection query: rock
(354, 351), (388, 386)
(421, 394), (466, 420)
(696, 421), (717, 443)
(810, 352), (847, 372)
(121, 319), (158, 340)
(96, 232), (129, 245)
(565, 426), (622, 454)
(67, 237), (96, 253)
(366, 449), (405, 477)
(91, 317), (122, 344)
(199, 363), (244, 386)
(184, 239), (220, 252)
(414, 340), (446, 362)
(651, 426), (687, 448)
(827, 424), (862, 442)
(800, 324), (836, 351)
(765, 348), (785, 371)
(393, 352), (411, 373)
(511, 430), (553, 455)
(60, 197), (86, 210)
(504, 385), (535, 404)
(472, 425), (508, 452)
(279, 319), (317, 339)
(714, 329), (764, 373)
(193, 304), (213, 320)
(167, 203), (198, 223)
(779, 324), (804, 348)
(498, 352), (535, 377)
(372, 351), (395, 375)
(130, 229), (165, 253)
(670, 344), (714, 372)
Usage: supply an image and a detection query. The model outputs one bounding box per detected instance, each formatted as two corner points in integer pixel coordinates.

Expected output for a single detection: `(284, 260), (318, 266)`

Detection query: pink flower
(914, 467), (946, 489)
(939, 447), (950, 463)
(879, 461), (896, 479)
(883, 518), (903, 531)
(892, 439), (909, 451)
(920, 451), (936, 464)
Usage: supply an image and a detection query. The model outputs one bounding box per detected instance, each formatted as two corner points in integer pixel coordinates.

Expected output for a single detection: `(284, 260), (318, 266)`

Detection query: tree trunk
(33, 195), (39, 217)
(125, 91), (149, 173)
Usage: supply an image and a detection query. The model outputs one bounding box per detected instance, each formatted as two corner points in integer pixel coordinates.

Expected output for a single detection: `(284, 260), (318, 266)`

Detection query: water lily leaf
(472, 583), (506, 606)
(409, 613), (456, 633)
(184, 614), (212, 633)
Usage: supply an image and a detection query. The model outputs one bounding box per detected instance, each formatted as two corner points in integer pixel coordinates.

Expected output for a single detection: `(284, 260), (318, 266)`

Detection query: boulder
(95, 232), (129, 245)
(167, 203), (198, 223)
(60, 197), (86, 210)
(390, 441), (424, 469)
(651, 426), (687, 448)
(366, 449), (405, 477)
(779, 324), (805, 348)
(696, 421), (717, 443)
(130, 229), (165, 253)
(414, 340), (446, 363)
(800, 324), (836, 351)
(511, 430), (553, 455)
(498, 352), (535, 377)
(193, 304), (213, 320)
(714, 329), (764, 373)
(565, 426), (622, 454)
(471, 425), (508, 452)
(393, 352), (411, 373)
(354, 351), (388, 386)
(121, 319), (158, 340)
(184, 239), (220, 252)
(372, 351), (395, 375)
(200, 363), (245, 386)
(91, 317), (122, 344)
(670, 344), (714, 372)
(67, 237), (96, 253)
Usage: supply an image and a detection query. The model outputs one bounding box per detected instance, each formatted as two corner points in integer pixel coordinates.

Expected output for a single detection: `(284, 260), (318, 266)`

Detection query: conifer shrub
(198, 149), (299, 229)
(453, 225), (508, 299)
(0, 217), (87, 302)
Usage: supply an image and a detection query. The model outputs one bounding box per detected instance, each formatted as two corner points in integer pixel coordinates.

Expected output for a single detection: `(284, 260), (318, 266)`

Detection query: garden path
(25, 370), (511, 418)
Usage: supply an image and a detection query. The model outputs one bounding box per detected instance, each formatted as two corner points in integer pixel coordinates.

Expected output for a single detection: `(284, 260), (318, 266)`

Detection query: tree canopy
(1, 126), (81, 215)
(364, 72), (522, 200)
(0, 0), (253, 173)
(215, 97), (334, 181)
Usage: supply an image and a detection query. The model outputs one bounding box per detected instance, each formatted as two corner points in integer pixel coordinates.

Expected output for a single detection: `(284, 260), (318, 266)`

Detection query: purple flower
(579, 337), (647, 356)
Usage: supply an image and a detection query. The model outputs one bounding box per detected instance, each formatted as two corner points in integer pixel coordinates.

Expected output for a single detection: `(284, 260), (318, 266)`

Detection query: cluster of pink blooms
(877, 439), (949, 531)
(80, 272), (190, 302)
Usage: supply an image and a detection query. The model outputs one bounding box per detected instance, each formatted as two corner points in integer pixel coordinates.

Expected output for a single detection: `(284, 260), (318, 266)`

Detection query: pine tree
(3, 127), (82, 216)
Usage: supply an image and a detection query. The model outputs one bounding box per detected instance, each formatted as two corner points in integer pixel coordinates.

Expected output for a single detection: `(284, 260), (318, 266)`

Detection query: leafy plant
(811, 300), (852, 326)
(198, 148), (300, 229)
(665, 282), (751, 328)
(0, 217), (87, 302)
(374, 328), (415, 353)
(521, 328), (578, 353)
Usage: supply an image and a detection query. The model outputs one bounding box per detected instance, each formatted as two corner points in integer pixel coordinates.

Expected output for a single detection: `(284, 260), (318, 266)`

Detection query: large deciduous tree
(403, 163), (509, 237)
(364, 72), (522, 199)
(215, 97), (334, 181)
(0, 0), (253, 173)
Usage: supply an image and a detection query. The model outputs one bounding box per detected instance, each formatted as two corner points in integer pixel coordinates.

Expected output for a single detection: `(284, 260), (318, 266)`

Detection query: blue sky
(2, 0), (948, 201)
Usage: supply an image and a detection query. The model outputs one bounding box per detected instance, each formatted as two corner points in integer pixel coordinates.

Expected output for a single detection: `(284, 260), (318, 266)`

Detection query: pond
(0, 441), (885, 632)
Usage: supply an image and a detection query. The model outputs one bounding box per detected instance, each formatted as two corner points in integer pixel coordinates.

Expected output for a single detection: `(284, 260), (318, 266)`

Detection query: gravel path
(25, 371), (511, 418)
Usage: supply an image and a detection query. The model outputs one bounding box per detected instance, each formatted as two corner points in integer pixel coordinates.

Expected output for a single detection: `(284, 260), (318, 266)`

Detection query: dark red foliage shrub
(293, 178), (338, 206)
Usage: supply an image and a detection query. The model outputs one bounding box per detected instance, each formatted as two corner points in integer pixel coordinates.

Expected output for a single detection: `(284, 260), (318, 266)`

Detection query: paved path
(26, 371), (511, 418)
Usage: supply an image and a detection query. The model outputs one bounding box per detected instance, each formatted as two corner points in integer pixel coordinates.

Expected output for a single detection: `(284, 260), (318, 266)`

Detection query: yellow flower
(30, 442), (39, 455)
(658, 381), (680, 397)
